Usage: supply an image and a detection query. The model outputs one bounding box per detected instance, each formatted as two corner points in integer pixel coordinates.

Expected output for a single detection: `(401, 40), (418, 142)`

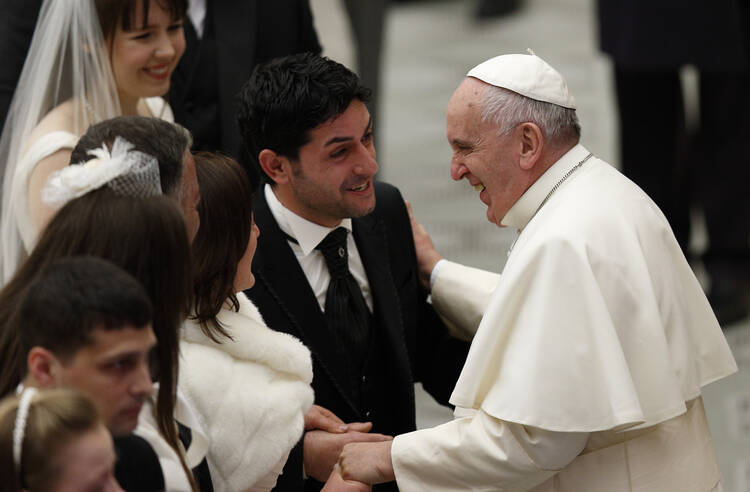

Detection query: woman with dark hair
(179, 152), (315, 492)
(0, 0), (188, 282)
(0, 185), (200, 490)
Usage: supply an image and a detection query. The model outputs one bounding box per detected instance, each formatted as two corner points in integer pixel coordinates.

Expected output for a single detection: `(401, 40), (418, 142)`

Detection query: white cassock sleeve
(430, 260), (500, 341)
(391, 409), (588, 492)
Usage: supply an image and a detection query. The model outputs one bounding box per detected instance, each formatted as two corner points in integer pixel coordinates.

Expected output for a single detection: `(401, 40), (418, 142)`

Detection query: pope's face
(281, 99), (378, 227)
(446, 78), (527, 227)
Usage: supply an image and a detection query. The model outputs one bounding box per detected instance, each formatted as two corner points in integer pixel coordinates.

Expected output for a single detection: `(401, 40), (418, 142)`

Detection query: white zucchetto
(467, 53), (577, 109)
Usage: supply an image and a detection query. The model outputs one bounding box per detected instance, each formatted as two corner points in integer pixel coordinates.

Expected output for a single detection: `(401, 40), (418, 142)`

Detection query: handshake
(305, 405), (397, 491)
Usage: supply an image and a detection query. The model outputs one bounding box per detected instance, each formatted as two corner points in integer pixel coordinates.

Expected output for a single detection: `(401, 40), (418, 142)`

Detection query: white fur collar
(182, 292), (312, 382)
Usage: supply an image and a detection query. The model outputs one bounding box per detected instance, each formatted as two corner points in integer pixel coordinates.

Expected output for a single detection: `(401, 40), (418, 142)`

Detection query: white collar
(501, 143), (591, 230)
(187, 0), (207, 38)
(264, 184), (353, 256)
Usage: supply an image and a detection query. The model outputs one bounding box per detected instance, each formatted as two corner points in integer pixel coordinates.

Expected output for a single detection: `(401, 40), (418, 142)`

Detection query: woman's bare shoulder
(26, 101), (78, 144)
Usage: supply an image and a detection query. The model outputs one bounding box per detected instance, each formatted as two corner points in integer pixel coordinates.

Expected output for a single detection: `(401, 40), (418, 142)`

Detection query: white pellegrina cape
(450, 144), (736, 432)
(179, 292), (314, 492)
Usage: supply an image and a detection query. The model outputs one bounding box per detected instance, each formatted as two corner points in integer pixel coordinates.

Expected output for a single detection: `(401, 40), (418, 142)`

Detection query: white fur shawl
(179, 292), (314, 492)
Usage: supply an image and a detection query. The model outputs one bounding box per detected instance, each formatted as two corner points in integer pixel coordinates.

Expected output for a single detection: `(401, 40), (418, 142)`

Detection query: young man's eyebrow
(324, 136), (354, 147)
(323, 117), (373, 147)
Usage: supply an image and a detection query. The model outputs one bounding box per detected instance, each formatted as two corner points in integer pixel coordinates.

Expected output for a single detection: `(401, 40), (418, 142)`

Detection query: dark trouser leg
(697, 70), (750, 261)
(613, 66), (691, 251)
(343, 0), (387, 128)
(696, 70), (750, 324)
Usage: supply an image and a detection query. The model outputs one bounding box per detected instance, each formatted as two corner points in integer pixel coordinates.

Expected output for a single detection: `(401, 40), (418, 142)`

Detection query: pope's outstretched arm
(406, 200), (500, 340)
(339, 409), (587, 491)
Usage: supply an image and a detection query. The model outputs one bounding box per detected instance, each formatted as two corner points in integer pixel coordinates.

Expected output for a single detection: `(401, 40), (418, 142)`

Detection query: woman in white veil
(0, 0), (187, 283)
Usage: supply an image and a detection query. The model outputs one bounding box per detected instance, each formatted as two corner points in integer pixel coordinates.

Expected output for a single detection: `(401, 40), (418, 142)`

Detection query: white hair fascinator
(42, 136), (162, 206)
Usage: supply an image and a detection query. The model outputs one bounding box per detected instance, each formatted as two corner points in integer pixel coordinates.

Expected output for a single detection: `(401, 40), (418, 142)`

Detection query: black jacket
(169, 0), (321, 158)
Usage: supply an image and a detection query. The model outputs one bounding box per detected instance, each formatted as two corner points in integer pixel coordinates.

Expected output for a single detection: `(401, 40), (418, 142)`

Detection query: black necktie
(317, 228), (371, 382)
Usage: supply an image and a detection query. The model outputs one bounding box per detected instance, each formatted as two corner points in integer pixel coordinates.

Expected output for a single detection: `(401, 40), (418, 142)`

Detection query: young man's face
(56, 325), (156, 436)
(282, 99), (378, 227)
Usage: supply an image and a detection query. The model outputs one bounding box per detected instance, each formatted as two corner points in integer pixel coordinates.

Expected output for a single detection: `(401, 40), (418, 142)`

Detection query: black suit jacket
(169, 0), (320, 158)
(0, 0), (43, 132)
(113, 435), (165, 492)
(246, 182), (469, 491)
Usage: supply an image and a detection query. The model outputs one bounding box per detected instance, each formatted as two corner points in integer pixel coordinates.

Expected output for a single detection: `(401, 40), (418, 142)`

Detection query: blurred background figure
(0, 387), (122, 492)
(597, 0), (750, 325)
(0, 0), (41, 131)
(171, 0), (320, 159)
(474, 0), (523, 19)
(342, 0), (388, 141)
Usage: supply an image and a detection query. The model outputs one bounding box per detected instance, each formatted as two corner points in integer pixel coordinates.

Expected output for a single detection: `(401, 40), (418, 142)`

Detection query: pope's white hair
(479, 84), (581, 145)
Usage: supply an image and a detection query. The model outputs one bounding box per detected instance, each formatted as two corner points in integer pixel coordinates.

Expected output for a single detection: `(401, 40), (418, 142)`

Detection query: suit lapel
(353, 215), (414, 385)
(252, 191), (361, 415)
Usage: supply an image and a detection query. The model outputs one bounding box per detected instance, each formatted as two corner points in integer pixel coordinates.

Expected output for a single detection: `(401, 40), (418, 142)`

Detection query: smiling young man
(237, 53), (470, 492)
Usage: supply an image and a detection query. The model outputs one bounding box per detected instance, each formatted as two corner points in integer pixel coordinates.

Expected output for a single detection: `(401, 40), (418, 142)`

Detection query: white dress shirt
(264, 184), (374, 312)
(187, 0), (206, 38)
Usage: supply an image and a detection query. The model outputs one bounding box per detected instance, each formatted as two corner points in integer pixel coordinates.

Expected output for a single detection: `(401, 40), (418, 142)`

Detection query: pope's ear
(26, 347), (63, 388)
(258, 149), (292, 185)
(518, 122), (544, 171)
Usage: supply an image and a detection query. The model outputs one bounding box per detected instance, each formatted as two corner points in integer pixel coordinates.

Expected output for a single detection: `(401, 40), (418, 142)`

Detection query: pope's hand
(304, 426), (392, 482)
(338, 440), (395, 485)
(405, 200), (442, 291)
(321, 465), (372, 491)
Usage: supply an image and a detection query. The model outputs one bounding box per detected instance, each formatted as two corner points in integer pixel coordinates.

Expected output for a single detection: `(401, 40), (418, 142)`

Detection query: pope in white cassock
(336, 53), (738, 491)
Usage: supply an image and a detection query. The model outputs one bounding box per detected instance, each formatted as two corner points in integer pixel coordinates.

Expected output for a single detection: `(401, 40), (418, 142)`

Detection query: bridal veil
(0, 0), (121, 283)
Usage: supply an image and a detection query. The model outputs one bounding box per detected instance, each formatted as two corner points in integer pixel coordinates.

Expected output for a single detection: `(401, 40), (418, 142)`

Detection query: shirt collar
(264, 184), (353, 256)
(501, 143), (590, 230)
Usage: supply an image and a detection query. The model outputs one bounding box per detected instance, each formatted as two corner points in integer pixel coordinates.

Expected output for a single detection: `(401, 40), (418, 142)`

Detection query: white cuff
(429, 258), (448, 290)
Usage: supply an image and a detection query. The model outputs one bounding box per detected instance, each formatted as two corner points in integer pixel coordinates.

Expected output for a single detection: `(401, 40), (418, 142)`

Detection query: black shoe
(707, 261), (750, 326)
(475, 0), (523, 19)
(710, 288), (750, 326)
